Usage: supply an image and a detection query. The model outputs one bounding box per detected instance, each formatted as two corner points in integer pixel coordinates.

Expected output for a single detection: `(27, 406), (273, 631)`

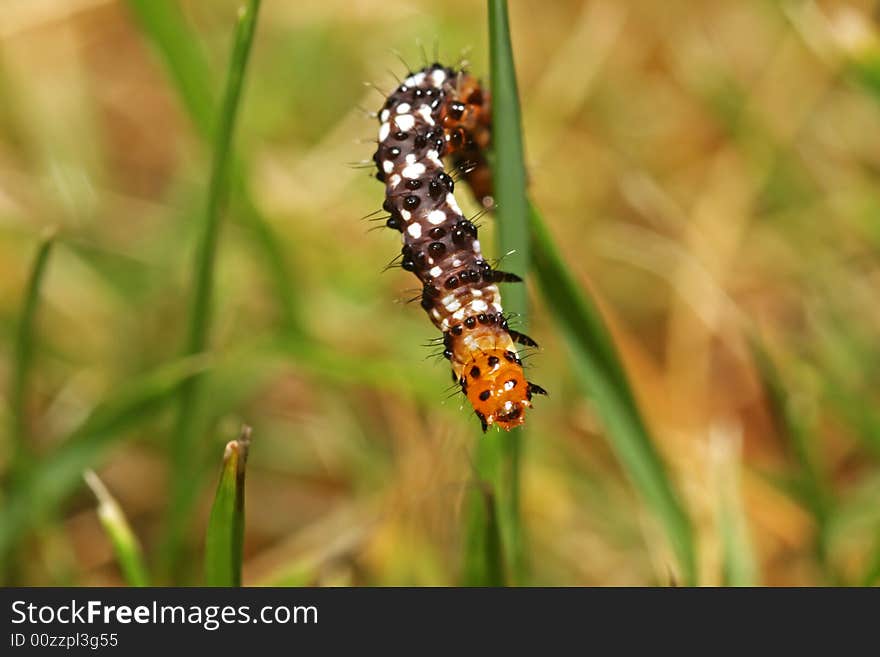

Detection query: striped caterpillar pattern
(372, 63), (545, 431)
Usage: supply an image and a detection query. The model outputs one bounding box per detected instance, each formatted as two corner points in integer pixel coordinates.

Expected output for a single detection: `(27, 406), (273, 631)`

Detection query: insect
(371, 63), (546, 431)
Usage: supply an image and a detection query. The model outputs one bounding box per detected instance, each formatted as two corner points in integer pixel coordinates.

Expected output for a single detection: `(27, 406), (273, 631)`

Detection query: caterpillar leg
(488, 270), (523, 283)
(507, 329), (538, 348)
(475, 410), (488, 433)
(527, 382), (548, 399)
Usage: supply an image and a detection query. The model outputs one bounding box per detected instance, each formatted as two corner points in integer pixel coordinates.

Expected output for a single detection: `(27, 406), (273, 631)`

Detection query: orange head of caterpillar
(461, 349), (540, 432)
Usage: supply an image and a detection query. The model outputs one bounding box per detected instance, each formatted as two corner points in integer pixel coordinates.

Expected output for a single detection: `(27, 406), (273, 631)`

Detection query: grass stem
(162, 0), (262, 582)
(529, 202), (698, 585)
(84, 470), (151, 587)
(8, 228), (57, 483)
(204, 425), (251, 587)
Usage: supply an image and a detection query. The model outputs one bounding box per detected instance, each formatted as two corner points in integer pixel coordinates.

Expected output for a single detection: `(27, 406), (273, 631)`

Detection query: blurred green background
(2, 0), (880, 586)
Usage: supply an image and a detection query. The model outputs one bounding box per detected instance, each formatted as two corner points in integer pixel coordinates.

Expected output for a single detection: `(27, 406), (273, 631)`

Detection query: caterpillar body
(372, 63), (545, 431)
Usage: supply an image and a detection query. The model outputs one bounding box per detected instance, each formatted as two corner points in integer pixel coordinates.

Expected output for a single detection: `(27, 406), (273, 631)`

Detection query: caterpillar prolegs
(372, 63), (546, 431)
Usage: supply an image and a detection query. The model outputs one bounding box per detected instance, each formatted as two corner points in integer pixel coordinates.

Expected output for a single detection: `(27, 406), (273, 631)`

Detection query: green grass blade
(163, 0), (261, 579)
(749, 337), (835, 580)
(846, 46), (880, 106)
(83, 470), (150, 587)
(528, 202), (698, 585)
(862, 529), (880, 587)
(204, 425), (251, 587)
(125, 0), (216, 138)
(718, 497), (757, 587)
(462, 477), (507, 587)
(487, 0), (531, 583)
(710, 431), (758, 586)
(184, 0), (258, 361)
(461, 0), (533, 587)
(124, 0), (301, 335)
(8, 228), (56, 481)
(749, 338), (829, 516)
(488, 0), (530, 289)
(0, 355), (209, 576)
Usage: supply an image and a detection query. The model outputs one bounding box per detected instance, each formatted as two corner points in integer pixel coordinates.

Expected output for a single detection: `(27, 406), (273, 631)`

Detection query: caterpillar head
(462, 349), (530, 431)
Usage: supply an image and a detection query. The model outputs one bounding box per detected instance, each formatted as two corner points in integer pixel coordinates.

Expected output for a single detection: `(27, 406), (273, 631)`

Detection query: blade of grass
(749, 339), (828, 515)
(8, 227), (56, 484)
(861, 528), (880, 586)
(488, 0), (530, 288)
(718, 484), (758, 586)
(83, 470), (150, 587)
(462, 0), (531, 587)
(486, 0), (532, 584)
(462, 479), (507, 587)
(125, 0), (215, 139)
(816, 325), (880, 458)
(749, 337), (836, 582)
(845, 44), (880, 107)
(162, 0), (261, 581)
(204, 425), (251, 587)
(3, 228), (57, 583)
(528, 201), (698, 585)
(710, 425), (758, 586)
(124, 0), (301, 335)
(0, 355), (209, 577)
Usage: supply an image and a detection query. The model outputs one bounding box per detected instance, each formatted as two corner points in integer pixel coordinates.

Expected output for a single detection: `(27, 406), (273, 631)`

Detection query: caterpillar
(370, 63), (546, 432)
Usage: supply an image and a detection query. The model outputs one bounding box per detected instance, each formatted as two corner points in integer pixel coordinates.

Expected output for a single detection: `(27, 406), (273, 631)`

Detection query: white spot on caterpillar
(389, 175), (402, 189)
(471, 299), (488, 312)
(395, 114), (415, 131)
(473, 240), (481, 252)
(380, 109), (390, 122)
(427, 210), (446, 225)
(472, 289), (482, 297)
(442, 294), (456, 306)
(416, 105), (435, 125)
(492, 302), (503, 313)
(503, 401), (513, 412)
(402, 163), (426, 178)
(379, 122), (391, 141)
(405, 153), (416, 165)
(407, 223), (422, 238)
(404, 72), (426, 86)
(441, 318), (450, 329)
(504, 380), (516, 391)
(446, 299), (461, 312)
(453, 309), (465, 320)
(383, 160), (394, 174)
(432, 308), (441, 319)
(431, 69), (446, 86)
(426, 150), (442, 166)
(446, 193), (462, 214)
(401, 209), (411, 221)
(429, 266), (442, 278)
(396, 103), (411, 114)
(453, 259), (461, 267)
(427, 257), (434, 265)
